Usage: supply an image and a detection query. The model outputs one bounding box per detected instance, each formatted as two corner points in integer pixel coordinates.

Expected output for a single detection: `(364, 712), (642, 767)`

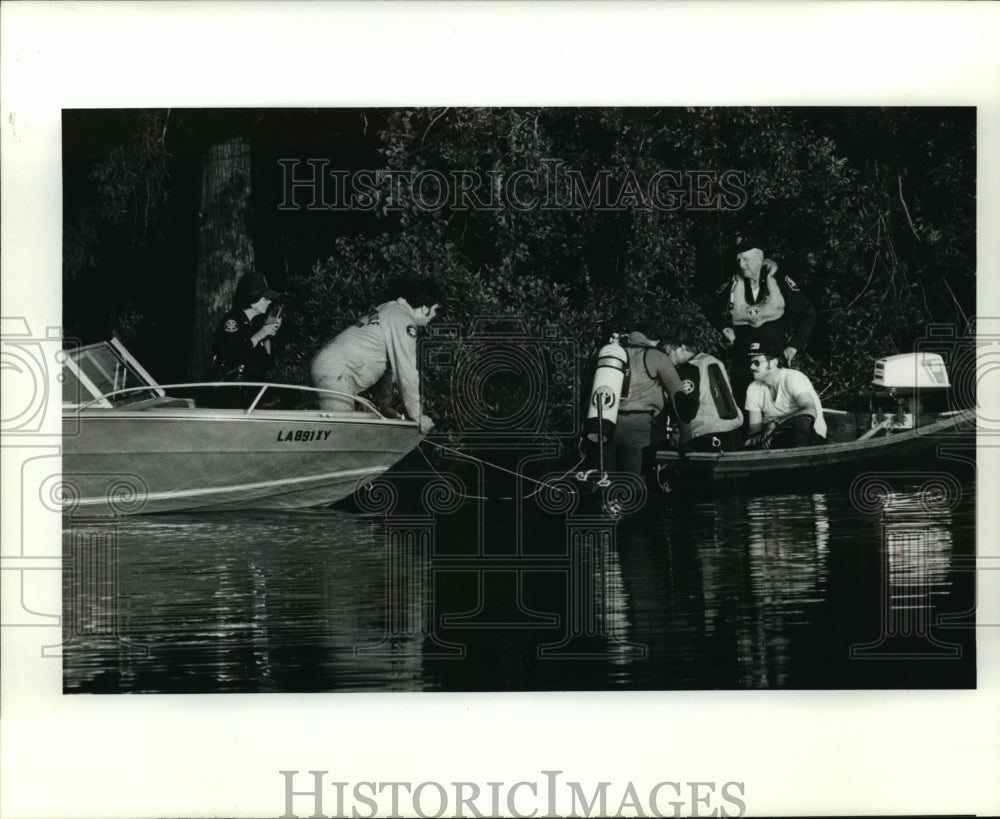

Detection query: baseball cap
(236, 273), (281, 306)
(747, 338), (782, 359)
(734, 235), (765, 255)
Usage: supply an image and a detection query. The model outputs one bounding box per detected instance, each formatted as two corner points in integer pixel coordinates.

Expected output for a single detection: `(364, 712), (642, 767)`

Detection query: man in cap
(211, 272), (283, 383)
(602, 323), (697, 477)
(744, 338), (826, 449)
(720, 237), (816, 406)
(309, 275), (441, 434)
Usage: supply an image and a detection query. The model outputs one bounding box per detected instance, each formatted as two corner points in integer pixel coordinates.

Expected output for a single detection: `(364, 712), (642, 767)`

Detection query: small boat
(653, 352), (976, 493)
(61, 338), (423, 514)
(654, 408), (975, 491)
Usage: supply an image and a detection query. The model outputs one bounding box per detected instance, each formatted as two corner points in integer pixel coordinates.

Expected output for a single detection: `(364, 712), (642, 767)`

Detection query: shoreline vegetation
(63, 107), (976, 434)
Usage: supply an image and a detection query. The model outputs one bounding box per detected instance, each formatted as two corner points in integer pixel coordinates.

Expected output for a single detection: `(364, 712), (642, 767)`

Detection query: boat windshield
(62, 340), (161, 407)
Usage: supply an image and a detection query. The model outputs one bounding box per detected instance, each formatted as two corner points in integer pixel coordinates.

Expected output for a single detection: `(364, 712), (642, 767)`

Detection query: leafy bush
(63, 107), (976, 420)
(270, 107), (974, 428)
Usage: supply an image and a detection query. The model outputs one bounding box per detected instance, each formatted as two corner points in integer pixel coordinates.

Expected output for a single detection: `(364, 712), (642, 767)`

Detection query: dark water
(62, 461), (977, 693)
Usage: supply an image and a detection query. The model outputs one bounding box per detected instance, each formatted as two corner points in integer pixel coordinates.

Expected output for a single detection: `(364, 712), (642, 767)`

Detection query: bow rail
(69, 382), (386, 417)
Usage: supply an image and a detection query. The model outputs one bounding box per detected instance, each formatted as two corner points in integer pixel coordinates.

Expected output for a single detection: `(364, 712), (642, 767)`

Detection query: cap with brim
(734, 235), (765, 255)
(747, 338), (782, 359)
(239, 273), (281, 301)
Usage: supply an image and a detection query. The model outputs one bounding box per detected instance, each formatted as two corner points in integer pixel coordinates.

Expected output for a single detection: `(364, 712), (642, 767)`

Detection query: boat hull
(654, 409), (976, 492)
(62, 408), (423, 514)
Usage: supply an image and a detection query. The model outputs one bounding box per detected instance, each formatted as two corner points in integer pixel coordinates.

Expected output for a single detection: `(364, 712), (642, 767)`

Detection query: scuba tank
(584, 335), (630, 444)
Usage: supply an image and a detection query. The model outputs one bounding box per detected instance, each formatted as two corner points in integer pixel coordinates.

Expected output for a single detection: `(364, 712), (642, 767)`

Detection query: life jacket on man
(727, 267), (786, 328)
(717, 240), (818, 410)
(674, 352), (744, 451)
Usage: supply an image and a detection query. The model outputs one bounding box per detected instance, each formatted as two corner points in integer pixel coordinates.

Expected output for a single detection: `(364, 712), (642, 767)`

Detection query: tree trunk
(188, 137), (255, 379)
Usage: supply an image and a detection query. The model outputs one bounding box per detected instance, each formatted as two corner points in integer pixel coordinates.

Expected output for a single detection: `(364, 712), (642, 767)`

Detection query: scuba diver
(584, 323), (697, 479)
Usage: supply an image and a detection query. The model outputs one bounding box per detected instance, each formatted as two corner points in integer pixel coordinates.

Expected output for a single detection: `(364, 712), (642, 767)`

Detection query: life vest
(729, 271), (785, 328)
(677, 353), (743, 442)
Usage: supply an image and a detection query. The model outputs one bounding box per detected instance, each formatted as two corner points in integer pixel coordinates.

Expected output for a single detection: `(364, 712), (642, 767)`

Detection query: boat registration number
(276, 429), (333, 442)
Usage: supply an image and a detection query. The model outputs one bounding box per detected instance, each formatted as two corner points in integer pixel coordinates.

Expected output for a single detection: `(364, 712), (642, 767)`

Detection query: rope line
(419, 438), (585, 501)
(415, 443), (488, 500)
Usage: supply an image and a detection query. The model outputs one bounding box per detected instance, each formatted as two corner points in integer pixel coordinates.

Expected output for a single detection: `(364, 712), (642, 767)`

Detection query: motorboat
(653, 351), (976, 493)
(654, 407), (974, 491)
(61, 338), (423, 514)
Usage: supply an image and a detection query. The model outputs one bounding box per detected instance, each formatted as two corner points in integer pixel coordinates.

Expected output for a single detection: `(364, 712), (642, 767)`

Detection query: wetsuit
(606, 341), (693, 477)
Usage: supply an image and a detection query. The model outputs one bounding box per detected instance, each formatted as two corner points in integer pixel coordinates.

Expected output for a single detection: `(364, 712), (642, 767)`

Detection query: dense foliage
(63, 107), (976, 425)
(277, 107), (975, 424)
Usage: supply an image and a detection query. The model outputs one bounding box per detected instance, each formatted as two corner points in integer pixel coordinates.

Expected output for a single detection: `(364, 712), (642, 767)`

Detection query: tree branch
(942, 278), (970, 329)
(422, 107), (450, 144)
(898, 174), (921, 241)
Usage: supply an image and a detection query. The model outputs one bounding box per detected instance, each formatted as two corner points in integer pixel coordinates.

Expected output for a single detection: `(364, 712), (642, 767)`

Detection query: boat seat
(823, 409), (863, 444)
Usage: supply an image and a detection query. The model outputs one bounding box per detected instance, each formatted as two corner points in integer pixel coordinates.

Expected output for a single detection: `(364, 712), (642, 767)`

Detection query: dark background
(62, 107), (976, 421)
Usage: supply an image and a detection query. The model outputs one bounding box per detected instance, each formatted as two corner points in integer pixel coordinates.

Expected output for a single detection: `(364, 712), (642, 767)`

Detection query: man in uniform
(720, 238), (816, 406)
(744, 338), (827, 449)
(211, 272), (282, 383)
(309, 276), (441, 434)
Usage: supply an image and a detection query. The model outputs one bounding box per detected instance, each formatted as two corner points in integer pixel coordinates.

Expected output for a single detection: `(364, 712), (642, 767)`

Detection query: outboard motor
(869, 352), (950, 430)
(584, 335), (629, 444)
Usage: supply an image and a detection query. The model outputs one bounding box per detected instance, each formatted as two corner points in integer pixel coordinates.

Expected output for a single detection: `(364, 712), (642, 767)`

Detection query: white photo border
(2, 2), (998, 817)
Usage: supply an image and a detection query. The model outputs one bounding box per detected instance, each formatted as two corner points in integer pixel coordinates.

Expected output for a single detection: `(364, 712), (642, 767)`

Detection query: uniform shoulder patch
(681, 379), (696, 395)
(224, 319), (239, 333)
(784, 276), (800, 292)
(406, 325), (417, 338)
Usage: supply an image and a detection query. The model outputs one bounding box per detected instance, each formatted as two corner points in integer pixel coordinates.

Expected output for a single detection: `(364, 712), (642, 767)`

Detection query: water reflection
(62, 476), (975, 693)
(62, 512), (426, 692)
(534, 520), (646, 666)
(735, 493), (831, 687)
(851, 486), (962, 659)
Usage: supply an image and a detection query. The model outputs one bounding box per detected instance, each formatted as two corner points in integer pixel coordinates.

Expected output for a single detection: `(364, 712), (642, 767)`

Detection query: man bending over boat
(601, 324), (697, 476)
(309, 276), (442, 434)
(744, 338), (827, 449)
